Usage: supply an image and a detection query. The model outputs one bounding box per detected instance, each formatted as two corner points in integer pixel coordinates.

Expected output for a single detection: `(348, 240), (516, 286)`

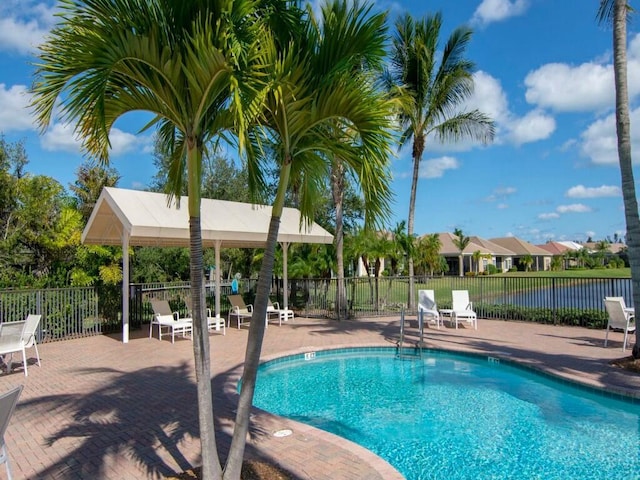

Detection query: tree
(521, 253), (533, 272)
(228, 3), (393, 476)
(32, 1), (269, 477)
(452, 228), (470, 276)
(69, 162), (120, 221)
(598, 9), (640, 359)
(598, 0), (640, 358)
(384, 13), (495, 307)
(415, 233), (442, 276)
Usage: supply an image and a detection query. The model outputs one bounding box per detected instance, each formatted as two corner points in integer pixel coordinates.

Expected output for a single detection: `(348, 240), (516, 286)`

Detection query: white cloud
(579, 107), (640, 165)
(41, 122), (82, 153)
(538, 212), (560, 220)
(486, 186), (516, 202)
(448, 71), (555, 148)
(494, 186), (516, 196)
(471, 0), (529, 26)
(420, 156), (459, 178)
(557, 204), (592, 213)
(508, 109), (556, 145)
(524, 62), (614, 112)
(41, 122), (147, 157)
(524, 33), (640, 113)
(0, 84), (34, 132)
(565, 185), (621, 198)
(0, 1), (57, 55)
(497, 203), (508, 209)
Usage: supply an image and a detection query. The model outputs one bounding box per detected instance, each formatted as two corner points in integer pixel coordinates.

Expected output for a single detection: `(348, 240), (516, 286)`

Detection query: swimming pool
(251, 348), (640, 480)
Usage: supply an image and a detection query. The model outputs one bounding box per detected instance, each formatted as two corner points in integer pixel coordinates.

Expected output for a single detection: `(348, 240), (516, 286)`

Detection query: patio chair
(418, 289), (441, 329)
(0, 314), (42, 377)
(0, 385), (22, 480)
(228, 294), (253, 329)
(149, 299), (192, 343)
(207, 308), (226, 335)
(266, 299), (294, 327)
(604, 297), (635, 352)
(451, 290), (477, 330)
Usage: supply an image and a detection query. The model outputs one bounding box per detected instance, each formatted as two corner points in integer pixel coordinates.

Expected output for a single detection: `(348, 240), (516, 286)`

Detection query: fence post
(552, 277), (557, 325)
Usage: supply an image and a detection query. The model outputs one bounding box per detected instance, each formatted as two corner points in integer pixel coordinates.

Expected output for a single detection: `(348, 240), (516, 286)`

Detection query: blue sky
(0, 0), (636, 244)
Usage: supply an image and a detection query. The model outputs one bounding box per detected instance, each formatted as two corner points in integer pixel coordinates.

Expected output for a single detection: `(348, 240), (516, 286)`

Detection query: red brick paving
(1, 316), (639, 479)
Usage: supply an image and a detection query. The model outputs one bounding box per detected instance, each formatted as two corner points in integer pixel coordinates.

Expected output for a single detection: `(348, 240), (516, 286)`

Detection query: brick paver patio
(2, 315), (639, 479)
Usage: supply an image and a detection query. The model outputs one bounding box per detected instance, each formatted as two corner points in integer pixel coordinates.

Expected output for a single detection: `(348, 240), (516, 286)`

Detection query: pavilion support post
(281, 241), (290, 310)
(215, 240), (222, 326)
(122, 234), (130, 343)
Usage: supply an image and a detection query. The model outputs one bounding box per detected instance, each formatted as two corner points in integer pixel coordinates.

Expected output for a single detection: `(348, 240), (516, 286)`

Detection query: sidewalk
(2, 316), (639, 479)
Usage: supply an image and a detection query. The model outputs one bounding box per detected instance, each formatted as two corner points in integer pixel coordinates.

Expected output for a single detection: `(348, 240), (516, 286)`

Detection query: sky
(0, 0), (637, 245)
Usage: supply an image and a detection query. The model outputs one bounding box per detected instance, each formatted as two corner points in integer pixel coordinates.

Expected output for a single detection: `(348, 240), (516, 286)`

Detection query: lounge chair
(418, 289), (441, 329)
(228, 294), (253, 329)
(604, 297), (635, 352)
(0, 385), (22, 480)
(451, 290), (477, 330)
(266, 299), (294, 327)
(149, 299), (192, 343)
(206, 308), (226, 335)
(0, 314), (42, 377)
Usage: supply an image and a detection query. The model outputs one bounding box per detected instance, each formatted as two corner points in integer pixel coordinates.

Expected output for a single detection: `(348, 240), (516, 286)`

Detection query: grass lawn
(497, 268), (631, 279)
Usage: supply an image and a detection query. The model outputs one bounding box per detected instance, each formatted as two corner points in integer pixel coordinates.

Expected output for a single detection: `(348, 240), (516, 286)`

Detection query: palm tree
(416, 233), (442, 277)
(31, 1), (295, 478)
(384, 13), (495, 307)
(226, 2), (394, 477)
(598, 1), (640, 358)
(452, 228), (470, 277)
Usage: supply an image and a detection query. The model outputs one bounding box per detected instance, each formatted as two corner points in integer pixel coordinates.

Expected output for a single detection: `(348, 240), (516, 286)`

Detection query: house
(469, 236), (515, 273)
(436, 232), (492, 275)
(490, 237), (552, 271)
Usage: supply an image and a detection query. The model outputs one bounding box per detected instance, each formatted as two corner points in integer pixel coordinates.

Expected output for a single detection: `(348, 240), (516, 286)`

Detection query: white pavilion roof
(82, 187), (334, 248)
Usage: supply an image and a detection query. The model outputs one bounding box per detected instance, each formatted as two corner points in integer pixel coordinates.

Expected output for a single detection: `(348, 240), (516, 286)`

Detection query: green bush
(476, 303), (607, 328)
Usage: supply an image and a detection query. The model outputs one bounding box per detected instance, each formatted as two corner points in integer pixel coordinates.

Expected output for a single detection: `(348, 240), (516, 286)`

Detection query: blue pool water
(251, 348), (640, 480)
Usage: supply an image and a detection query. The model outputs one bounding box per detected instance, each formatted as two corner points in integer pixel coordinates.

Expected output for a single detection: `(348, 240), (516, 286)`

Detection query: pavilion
(82, 187), (334, 342)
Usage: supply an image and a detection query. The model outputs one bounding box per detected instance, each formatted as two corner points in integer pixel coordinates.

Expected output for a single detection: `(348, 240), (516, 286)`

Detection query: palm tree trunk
(224, 162), (292, 479)
(611, 0), (640, 358)
(407, 135), (424, 310)
(186, 146), (222, 479)
(332, 159), (347, 320)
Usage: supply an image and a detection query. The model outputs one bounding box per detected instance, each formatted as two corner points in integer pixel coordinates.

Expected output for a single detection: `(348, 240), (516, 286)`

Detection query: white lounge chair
(206, 308), (226, 335)
(604, 297), (635, 352)
(228, 294), (253, 329)
(149, 299), (192, 343)
(0, 385), (22, 480)
(266, 299), (294, 327)
(451, 290), (477, 330)
(0, 314), (42, 376)
(418, 289), (441, 329)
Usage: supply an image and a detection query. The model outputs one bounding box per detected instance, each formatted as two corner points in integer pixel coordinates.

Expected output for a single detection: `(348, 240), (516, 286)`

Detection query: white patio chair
(0, 314), (42, 377)
(207, 308), (226, 335)
(266, 299), (294, 327)
(0, 385), (22, 480)
(149, 299), (192, 343)
(418, 289), (441, 329)
(604, 297), (635, 352)
(451, 290), (477, 330)
(228, 294), (253, 329)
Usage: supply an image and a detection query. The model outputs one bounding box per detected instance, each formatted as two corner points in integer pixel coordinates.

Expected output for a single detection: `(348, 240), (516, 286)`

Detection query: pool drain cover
(273, 429), (293, 438)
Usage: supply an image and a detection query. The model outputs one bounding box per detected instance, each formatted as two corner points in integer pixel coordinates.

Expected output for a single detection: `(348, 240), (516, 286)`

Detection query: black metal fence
(0, 275), (632, 342)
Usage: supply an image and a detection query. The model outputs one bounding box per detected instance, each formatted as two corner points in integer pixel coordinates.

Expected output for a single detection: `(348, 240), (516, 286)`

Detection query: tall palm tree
(598, 0), (640, 358)
(384, 13), (495, 307)
(226, 2), (394, 477)
(31, 1), (291, 478)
